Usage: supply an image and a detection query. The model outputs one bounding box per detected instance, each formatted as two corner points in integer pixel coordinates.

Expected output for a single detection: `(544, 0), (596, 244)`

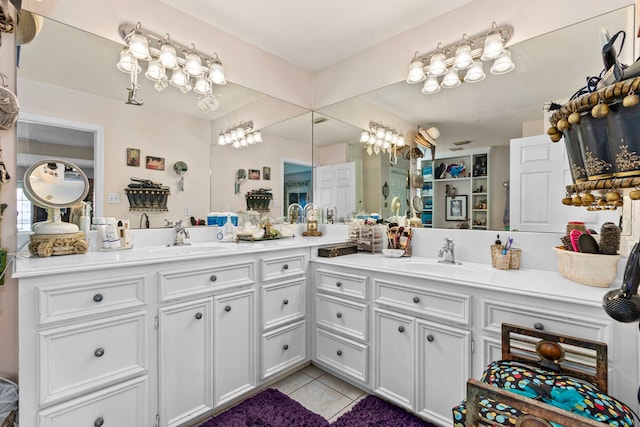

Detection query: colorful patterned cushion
(452, 360), (636, 427)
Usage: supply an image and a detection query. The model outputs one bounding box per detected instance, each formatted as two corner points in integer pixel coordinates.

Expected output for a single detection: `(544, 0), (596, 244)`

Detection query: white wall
(19, 79), (212, 228)
(210, 134), (311, 215)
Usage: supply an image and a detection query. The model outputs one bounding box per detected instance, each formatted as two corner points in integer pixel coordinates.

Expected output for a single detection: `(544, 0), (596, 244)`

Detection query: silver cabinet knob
(427, 334), (434, 342)
(337, 350), (342, 356)
(336, 312), (342, 318)
(398, 326), (405, 333)
(534, 322), (544, 331)
(224, 305), (231, 312)
(94, 417), (104, 427)
(195, 312), (203, 320)
(93, 293), (103, 303)
(283, 264), (289, 270)
(94, 348), (105, 358)
(210, 275), (217, 282)
(336, 281), (342, 288)
(283, 344), (289, 350)
(283, 299), (289, 305)
(412, 296), (420, 304)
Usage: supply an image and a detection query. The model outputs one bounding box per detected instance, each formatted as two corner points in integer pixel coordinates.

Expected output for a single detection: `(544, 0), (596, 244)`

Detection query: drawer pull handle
(94, 417), (105, 427)
(283, 299), (289, 305)
(94, 348), (105, 358)
(93, 293), (104, 303)
(412, 296), (420, 304)
(283, 344), (289, 350)
(398, 326), (405, 333)
(337, 350), (342, 356)
(534, 322), (544, 331)
(224, 305), (232, 312)
(336, 281), (342, 288)
(210, 275), (218, 282)
(283, 264), (289, 270)
(195, 312), (203, 320)
(427, 334), (434, 342)
(336, 312), (342, 318)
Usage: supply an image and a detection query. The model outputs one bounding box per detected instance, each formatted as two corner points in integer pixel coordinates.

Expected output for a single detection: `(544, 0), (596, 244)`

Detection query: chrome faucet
(438, 238), (460, 265)
(171, 220), (190, 246)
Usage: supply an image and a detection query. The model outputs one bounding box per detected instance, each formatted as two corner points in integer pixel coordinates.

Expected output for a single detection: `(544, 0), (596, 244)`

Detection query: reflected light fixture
(218, 121), (263, 149)
(117, 22), (227, 113)
(360, 121), (405, 163)
(406, 22), (514, 94)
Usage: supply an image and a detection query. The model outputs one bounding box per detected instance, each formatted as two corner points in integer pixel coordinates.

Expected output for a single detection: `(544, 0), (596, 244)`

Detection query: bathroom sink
(397, 259), (487, 275)
(142, 242), (233, 256)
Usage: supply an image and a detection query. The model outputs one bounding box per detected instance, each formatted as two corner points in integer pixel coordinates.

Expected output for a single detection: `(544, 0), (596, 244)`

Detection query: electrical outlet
(184, 207), (190, 216)
(107, 192), (120, 203)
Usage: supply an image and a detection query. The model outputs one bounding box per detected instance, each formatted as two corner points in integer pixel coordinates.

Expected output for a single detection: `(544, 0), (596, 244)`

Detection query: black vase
(562, 125), (587, 183)
(606, 101), (640, 178)
(576, 112), (614, 180)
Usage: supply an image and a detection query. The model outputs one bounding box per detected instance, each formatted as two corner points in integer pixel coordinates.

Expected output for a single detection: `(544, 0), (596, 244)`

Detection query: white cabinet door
(213, 289), (256, 407)
(373, 308), (414, 411)
(416, 320), (471, 426)
(158, 298), (214, 427)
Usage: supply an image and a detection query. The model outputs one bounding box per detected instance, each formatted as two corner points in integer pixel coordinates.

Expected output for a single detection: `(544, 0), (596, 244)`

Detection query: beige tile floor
(271, 364), (368, 422)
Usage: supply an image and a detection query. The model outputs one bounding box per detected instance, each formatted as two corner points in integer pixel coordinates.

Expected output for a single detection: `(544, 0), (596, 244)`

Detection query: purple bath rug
(332, 395), (437, 427)
(198, 388), (330, 427)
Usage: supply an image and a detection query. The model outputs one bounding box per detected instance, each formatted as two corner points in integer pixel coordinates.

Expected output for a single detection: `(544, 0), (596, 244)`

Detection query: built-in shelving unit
(418, 148), (491, 229)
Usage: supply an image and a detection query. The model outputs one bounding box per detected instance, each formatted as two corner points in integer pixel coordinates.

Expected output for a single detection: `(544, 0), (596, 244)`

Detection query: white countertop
(310, 252), (618, 308)
(13, 235), (347, 278)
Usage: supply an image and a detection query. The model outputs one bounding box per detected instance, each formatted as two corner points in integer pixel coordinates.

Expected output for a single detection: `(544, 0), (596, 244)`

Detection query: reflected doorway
(283, 160), (312, 218)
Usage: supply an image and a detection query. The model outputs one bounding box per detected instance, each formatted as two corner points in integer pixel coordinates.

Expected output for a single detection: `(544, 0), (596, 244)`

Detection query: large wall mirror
(313, 6), (635, 233)
(17, 14), (310, 230)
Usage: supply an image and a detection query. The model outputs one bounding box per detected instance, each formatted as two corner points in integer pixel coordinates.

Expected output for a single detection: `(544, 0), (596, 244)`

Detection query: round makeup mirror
(23, 159), (89, 235)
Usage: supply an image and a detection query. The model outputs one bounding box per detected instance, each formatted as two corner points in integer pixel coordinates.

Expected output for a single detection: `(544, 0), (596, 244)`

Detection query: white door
(213, 289), (256, 407)
(416, 320), (471, 426)
(158, 298), (214, 427)
(314, 162), (356, 221)
(373, 309), (414, 411)
(510, 135), (619, 232)
(510, 135), (567, 232)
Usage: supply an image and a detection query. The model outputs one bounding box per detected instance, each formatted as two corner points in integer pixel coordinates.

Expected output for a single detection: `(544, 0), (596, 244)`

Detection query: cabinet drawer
(38, 275), (146, 325)
(316, 293), (368, 341)
(262, 279), (305, 330)
(261, 320), (306, 379)
(38, 376), (147, 427)
(158, 261), (255, 301)
(375, 279), (471, 325)
(316, 269), (367, 301)
(38, 312), (147, 406)
(261, 253), (306, 282)
(315, 328), (368, 384)
(482, 300), (612, 342)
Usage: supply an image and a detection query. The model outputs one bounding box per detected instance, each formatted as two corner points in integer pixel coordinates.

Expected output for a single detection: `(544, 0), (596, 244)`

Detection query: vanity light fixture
(360, 121), (405, 159)
(218, 121), (263, 148)
(117, 22), (226, 113)
(406, 22), (514, 94)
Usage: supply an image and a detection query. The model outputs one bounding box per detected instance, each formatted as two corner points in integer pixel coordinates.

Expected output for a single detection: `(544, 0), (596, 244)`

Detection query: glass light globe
(427, 52), (447, 77)
(421, 75), (441, 94)
(406, 58), (426, 83)
(453, 43), (473, 70)
(441, 68), (461, 88)
(159, 44), (178, 69)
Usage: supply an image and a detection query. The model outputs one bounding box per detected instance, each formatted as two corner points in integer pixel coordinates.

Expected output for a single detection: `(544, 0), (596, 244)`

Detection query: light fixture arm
(411, 23), (513, 68)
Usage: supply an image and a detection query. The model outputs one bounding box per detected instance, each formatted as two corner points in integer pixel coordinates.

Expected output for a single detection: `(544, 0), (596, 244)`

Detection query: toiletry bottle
(98, 224), (109, 249)
(105, 218), (121, 249)
(79, 202), (91, 244)
(121, 219), (133, 248)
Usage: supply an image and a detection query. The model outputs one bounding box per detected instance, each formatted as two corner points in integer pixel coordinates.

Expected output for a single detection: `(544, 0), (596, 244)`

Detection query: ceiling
(158, 0), (472, 72)
(16, 5), (636, 154)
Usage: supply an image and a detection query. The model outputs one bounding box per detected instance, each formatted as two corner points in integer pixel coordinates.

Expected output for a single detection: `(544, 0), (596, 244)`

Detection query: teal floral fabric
(452, 360), (635, 427)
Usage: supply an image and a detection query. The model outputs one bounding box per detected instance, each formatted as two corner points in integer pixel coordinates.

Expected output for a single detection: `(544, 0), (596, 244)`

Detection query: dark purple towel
(332, 395), (436, 427)
(198, 388), (329, 427)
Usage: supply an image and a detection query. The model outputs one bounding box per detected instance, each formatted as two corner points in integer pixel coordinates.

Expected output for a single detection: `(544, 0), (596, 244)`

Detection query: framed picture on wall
(127, 148), (140, 167)
(263, 166), (271, 180)
(445, 195), (467, 221)
(248, 169), (260, 180)
(146, 156), (165, 170)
